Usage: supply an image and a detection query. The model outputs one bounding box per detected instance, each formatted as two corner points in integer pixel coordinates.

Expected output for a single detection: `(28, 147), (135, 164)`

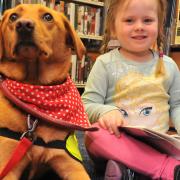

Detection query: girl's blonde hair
(101, 0), (167, 53)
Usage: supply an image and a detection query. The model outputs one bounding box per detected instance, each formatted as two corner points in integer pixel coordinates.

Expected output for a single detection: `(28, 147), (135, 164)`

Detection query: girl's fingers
(98, 118), (107, 129)
(111, 120), (121, 137)
(99, 117), (113, 134)
(98, 113), (123, 137)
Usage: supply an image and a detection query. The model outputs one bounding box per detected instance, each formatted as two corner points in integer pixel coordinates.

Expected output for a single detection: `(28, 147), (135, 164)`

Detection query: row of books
(164, 0), (180, 53)
(0, 0), (104, 37)
(58, 2), (103, 37)
(70, 54), (95, 84)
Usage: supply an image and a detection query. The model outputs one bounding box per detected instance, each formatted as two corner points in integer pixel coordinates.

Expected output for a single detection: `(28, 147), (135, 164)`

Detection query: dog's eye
(42, 13), (53, 22)
(9, 13), (19, 22)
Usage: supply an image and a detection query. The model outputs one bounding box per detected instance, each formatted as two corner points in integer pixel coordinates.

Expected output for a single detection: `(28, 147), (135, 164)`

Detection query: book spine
(88, 7), (96, 35)
(0, 0), (3, 17)
(76, 5), (84, 34)
(83, 6), (88, 35)
(95, 8), (101, 36)
(71, 54), (77, 82)
(66, 2), (75, 28)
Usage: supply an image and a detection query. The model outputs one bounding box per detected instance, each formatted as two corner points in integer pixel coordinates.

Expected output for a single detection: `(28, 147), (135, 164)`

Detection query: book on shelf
(70, 54), (95, 84)
(119, 126), (180, 160)
(71, 54), (77, 82)
(76, 5), (85, 34)
(95, 8), (101, 36)
(0, 0), (3, 18)
(66, 2), (76, 28)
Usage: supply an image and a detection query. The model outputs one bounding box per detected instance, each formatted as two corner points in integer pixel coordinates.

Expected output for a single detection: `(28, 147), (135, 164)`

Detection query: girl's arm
(169, 61), (180, 135)
(82, 57), (119, 123)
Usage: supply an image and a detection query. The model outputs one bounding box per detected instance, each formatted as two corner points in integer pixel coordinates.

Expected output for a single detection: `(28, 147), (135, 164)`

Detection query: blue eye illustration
(119, 109), (128, 118)
(139, 107), (152, 116)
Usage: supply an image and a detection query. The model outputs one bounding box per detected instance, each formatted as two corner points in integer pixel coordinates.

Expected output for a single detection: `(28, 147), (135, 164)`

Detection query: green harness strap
(66, 133), (82, 161)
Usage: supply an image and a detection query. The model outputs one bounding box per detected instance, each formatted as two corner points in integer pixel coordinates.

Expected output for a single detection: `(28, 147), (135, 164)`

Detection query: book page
(119, 126), (180, 160)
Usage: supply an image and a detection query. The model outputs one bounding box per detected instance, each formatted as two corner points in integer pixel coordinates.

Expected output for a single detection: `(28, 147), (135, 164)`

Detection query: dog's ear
(0, 19), (3, 60)
(0, 11), (8, 60)
(62, 15), (86, 60)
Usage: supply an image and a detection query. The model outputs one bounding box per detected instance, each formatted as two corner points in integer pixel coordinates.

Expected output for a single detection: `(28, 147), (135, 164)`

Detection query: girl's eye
(42, 13), (53, 22)
(144, 18), (153, 24)
(9, 13), (19, 22)
(119, 109), (128, 118)
(139, 107), (152, 116)
(125, 19), (134, 24)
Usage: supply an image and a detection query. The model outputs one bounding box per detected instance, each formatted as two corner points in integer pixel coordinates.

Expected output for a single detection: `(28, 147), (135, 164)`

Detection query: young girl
(82, 0), (180, 179)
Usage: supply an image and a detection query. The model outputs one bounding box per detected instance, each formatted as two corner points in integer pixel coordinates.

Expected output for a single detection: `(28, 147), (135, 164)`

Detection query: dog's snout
(16, 19), (34, 33)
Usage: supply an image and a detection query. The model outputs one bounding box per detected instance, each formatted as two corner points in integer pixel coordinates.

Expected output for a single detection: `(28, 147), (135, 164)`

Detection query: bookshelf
(78, 34), (103, 41)
(62, 0), (105, 88)
(0, 0), (105, 91)
(167, 0), (180, 69)
(72, 0), (104, 7)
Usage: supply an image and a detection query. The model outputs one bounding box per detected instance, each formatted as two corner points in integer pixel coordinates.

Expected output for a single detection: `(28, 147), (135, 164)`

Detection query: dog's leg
(49, 153), (90, 180)
(0, 139), (30, 180)
(0, 157), (30, 180)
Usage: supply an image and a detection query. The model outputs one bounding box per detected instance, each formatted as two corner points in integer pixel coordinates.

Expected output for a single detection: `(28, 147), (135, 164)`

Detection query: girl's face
(113, 0), (158, 59)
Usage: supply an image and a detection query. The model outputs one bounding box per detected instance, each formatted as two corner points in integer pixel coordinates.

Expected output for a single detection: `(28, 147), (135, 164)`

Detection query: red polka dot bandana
(3, 76), (91, 128)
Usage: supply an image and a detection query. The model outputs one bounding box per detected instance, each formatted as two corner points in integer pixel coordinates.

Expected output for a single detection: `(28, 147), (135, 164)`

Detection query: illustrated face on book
(114, 71), (169, 131)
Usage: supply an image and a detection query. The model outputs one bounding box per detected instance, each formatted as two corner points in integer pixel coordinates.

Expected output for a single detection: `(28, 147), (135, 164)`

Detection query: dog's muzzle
(14, 19), (39, 57)
(16, 19), (34, 38)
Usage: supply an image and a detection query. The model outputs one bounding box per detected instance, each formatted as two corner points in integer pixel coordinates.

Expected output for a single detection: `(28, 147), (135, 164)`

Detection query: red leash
(0, 115), (38, 180)
(0, 137), (32, 179)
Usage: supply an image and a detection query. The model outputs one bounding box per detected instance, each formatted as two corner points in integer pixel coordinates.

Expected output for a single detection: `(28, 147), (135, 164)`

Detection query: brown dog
(0, 4), (92, 180)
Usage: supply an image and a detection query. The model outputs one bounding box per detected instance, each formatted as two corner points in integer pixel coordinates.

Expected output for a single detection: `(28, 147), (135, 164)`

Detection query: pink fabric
(85, 123), (180, 180)
(4, 76), (90, 128)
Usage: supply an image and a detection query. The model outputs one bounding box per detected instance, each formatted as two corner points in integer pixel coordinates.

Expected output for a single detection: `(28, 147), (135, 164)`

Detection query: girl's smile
(131, 35), (147, 40)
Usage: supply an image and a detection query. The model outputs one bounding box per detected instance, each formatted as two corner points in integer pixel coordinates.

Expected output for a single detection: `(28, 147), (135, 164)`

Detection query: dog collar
(1, 76), (97, 131)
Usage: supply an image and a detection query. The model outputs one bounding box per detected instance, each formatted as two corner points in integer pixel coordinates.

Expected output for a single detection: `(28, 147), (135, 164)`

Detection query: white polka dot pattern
(4, 76), (90, 128)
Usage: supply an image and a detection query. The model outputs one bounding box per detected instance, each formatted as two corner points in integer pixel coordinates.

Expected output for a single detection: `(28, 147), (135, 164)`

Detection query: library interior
(0, 0), (180, 180)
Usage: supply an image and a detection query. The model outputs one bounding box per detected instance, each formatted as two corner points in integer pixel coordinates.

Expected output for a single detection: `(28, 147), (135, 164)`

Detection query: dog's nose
(16, 19), (34, 33)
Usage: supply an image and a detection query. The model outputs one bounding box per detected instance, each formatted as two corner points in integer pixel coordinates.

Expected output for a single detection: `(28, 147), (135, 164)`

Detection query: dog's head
(0, 4), (85, 84)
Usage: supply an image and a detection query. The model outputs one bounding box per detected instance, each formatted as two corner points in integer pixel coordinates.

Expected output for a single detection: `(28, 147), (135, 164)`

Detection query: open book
(118, 126), (180, 160)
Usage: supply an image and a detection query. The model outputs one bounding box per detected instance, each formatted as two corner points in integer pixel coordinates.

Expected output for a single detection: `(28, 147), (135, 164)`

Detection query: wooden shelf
(78, 33), (103, 40)
(75, 83), (86, 88)
(170, 44), (180, 48)
(72, 0), (104, 7)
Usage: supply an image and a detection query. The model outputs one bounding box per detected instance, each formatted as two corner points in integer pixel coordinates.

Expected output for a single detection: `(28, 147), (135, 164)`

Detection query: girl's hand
(98, 110), (124, 137)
